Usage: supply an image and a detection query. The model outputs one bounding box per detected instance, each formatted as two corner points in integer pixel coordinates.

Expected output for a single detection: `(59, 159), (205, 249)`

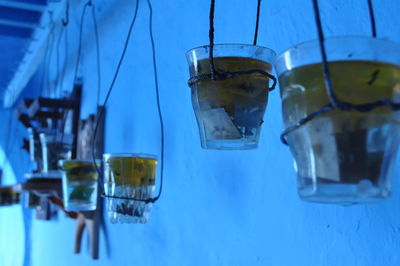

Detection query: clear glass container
(275, 36), (400, 205)
(59, 160), (100, 211)
(28, 128), (44, 172)
(186, 44), (276, 149)
(25, 192), (41, 209)
(103, 153), (158, 224)
(40, 132), (74, 175)
(0, 186), (21, 206)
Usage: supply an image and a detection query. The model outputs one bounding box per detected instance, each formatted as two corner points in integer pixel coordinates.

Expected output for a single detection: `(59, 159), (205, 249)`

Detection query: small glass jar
(59, 160), (100, 212)
(274, 36), (400, 205)
(0, 186), (21, 206)
(25, 192), (41, 209)
(103, 153), (158, 224)
(28, 128), (44, 172)
(186, 44), (276, 150)
(40, 132), (74, 174)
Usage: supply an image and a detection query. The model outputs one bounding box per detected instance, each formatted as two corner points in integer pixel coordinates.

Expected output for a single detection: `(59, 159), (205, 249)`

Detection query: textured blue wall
(2, 0), (400, 265)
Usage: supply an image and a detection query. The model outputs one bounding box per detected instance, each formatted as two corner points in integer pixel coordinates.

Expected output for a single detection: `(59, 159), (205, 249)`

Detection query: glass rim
(59, 159), (101, 164)
(103, 153), (158, 160)
(275, 35), (400, 62)
(185, 43), (276, 58)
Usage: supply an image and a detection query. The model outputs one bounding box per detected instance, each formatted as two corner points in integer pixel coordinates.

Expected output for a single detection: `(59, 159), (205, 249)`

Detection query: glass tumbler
(274, 36), (400, 205)
(186, 44), (276, 150)
(0, 186), (21, 206)
(103, 153), (158, 224)
(59, 160), (100, 211)
(40, 132), (74, 174)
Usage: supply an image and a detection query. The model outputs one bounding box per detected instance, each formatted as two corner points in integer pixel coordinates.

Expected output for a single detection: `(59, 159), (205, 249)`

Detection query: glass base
(201, 139), (258, 150)
(104, 185), (154, 224)
(298, 184), (390, 205)
(107, 200), (152, 224)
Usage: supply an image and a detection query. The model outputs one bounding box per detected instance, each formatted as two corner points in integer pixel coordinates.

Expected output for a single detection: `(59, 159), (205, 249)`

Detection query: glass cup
(186, 44), (276, 149)
(274, 36), (400, 205)
(25, 192), (41, 209)
(103, 153), (158, 224)
(0, 186), (21, 206)
(59, 160), (100, 211)
(40, 132), (74, 174)
(28, 128), (45, 172)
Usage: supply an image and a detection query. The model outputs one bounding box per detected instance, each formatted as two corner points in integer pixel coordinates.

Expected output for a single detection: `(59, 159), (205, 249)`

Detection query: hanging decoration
(274, 0), (400, 205)
(103, 153), (158, 223)
(59, 159), (100, 212)
(91, 0), (165, 224)
(186, 0), (276, 150)
(0, 186), (21, 206)
(17, 85), (82, 177)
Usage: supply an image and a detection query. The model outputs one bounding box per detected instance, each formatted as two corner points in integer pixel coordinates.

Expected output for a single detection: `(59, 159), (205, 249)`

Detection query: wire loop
(188, 69), (277, 92)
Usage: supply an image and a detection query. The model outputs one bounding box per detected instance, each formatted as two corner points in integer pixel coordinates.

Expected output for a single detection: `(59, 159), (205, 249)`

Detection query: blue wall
(2, 0), (400, 265)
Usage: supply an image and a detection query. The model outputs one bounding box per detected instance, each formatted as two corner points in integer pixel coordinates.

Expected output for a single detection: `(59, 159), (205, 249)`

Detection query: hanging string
(311, 0), (338, 107)
(43, 11), (58, 97)
(93, 0), (165, 204)
(59, 1), (70, 98)
(91, 6), (101, 107)
(145, 0), (164, 203)
(40, 34), (51, 96)
(367, 0), (376, 38)
(46, 32), (56, 97)
(72, 2), (90, 86)
(280, 0), (400, 145)
(55, 26), (65, 98)
(253, 0), (262, 45)
(91, 0), (139, 184)
(189, 0), (277, 91)
(209, 0), (216, 79)
(62, 0), (69, 26)
(59, 0), (97, 137)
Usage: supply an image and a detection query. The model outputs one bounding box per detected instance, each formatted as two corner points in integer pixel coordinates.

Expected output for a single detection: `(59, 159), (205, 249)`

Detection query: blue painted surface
(0, 36), (30, 90)
(1, 0), (400, 265)
(0, 6), (41, 24)
(9, 0), (47, 6)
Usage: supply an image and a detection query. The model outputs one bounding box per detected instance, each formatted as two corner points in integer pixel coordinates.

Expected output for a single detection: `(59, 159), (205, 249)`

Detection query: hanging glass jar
(0, 186), (21, 206)
(59, 159), (100, 211)
(25, 192), (41, 209)
(103, 153), (158, 224)
(40, 132), (74, 175)
(275, 36), (400, 204)
(28, 128), (44, 172)
(187, 44), (276, 149)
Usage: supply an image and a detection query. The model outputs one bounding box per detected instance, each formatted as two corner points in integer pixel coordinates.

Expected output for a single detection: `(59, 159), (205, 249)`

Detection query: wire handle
(92, 0), (165, 205)
(189, 0), (276, 90)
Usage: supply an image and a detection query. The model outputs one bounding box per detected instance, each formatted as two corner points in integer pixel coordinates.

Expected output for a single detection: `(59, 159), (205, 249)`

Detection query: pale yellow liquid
(279, 60), (400, 185)
(190, 57), (271, 141)
(106, 157), (157, 186)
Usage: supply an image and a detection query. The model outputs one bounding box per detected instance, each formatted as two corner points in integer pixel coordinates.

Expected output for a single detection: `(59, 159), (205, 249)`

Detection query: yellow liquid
(106, 157), (157, 186)
(190, 57), (271, 141)
(61, 161), (99, 182)
(279, 60), (400, 184)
